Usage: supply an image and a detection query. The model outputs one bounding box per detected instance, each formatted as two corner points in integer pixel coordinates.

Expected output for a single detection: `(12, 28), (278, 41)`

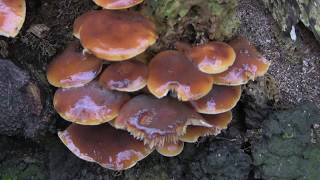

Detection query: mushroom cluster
(0, 0), (26, 37)
(47, 0), (270, 171)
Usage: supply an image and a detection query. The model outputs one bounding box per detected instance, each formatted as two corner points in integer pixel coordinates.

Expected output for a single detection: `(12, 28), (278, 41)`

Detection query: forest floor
(0, 0), (319, 180)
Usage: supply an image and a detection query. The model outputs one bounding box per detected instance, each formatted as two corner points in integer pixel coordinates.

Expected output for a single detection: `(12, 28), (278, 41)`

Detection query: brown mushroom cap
(93, 0), (144, 9)
(46, 42), (103, 88)
(176, 42), (236, 74)
(58, 123), (153, 170)
(53, 81), (130, 125)
(73, 10), (157, 61)
(156, 141), (184, 157)
(179, 111), (232, 143)
(147, 50), (213, 101)
(212, 37), (271, 85)
(114, 95), (212, 147)
(99, 60), (148, 92)
(0, 0), (26, 37)
(190, 85), (241, 114)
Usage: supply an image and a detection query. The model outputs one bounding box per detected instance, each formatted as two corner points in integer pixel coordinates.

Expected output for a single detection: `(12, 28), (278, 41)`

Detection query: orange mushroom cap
(190, 85), (241, 114)
(176, 42), (236, 74)
(93, 0), (144, 9)
(73, 10), (157, 61)
(156, 141), (184, 157)
(147, 50), (214, 101)
(46, 42), (103, 88)
(0, 0), (26, 37)
(53, 81), (130, 125)
(212, 37), (271, 85)
(179, 111), (232, 143)
(114, 95), (212, 147)
(99, 60), (148, 92)
(58, 123), (153, 170)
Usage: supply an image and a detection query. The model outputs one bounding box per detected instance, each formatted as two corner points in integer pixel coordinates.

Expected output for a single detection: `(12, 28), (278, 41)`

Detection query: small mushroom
(114, 95), (212, 148)
(93, 0), (144, 9)
(147, 50), (213, 101)
(53, 81), (130, 125)
(46, 42), (103, 88)
(0, 0), (26, 37)
(176, 41), (236, 74)
(179, 111), (232, 143)
(212, 37), (271, 85)
(190, 85), (241, 114)
(156, 141), (184, 157)
(73, 10), (157, 61)
(58, 123), (153, 170)
(99, 60), (148, 92)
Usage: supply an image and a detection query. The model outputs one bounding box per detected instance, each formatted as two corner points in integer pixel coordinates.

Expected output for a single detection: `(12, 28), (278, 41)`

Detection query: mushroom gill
(114, 95), (211, 148)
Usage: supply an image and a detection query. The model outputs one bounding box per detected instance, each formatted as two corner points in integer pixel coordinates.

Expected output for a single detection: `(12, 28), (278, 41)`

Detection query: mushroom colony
(1, 0), (270, 171)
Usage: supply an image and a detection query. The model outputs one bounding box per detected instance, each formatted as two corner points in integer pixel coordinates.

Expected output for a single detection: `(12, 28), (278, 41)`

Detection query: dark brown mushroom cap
(147, 50), (214, 101)
(58, 123), (153, 170)
(179, 111), (232, 143)
(212, 37), (271, 85)
(93, 0), (144, 9)
(73, 10), (157, 61)
(99, 60), (148, 92)
(46, 42), (103, 88)
(53, 81), (130, 125)
(156, 141), (184, 157)
(114, 95), (211, 147)
(176, 42), (236, 74)
(0, 0), (26, 37)
(190, 85), (241, 114)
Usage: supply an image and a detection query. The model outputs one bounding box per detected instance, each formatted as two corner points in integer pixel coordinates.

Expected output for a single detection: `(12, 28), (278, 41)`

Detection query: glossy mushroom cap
(73, 10), (157, 61)
(58, 123), (153, 170)
(93, 0), (144, 9)
(0, 0), (26, 37)
(114, 95), (212, 148)
(212, 37), (271, 85)
(179, 111), (232, 143)
(156, 141), (184, 157)
(176, 42), (236, 74)
(147, 50), (213, 101)
(190, 85), (241, 114)
(99, 60), (148, 92)
(53, 81), (130, 125)
(47, 42), (103, 88)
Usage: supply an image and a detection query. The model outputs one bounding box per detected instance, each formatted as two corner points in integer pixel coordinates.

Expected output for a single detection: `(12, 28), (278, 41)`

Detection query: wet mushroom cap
(156, 141), (184, 157)
(58, 123), (153, 171)
(185, 42), (236, 74)
(53, 81), (130, 125)
(114, 95), (211, 147)
(0, 0), (26, 37)
(99, 60), (148, 92)
(74, 10), (157, 61)
(147, 50), (213, 101)
(46, 42), (103, 88)
(190, 85), (241, 114)
(73, 11), (96, 39)
(93, 0), (144, 9)
(212, 37), (271, 85)
(179, 111), (232, 143)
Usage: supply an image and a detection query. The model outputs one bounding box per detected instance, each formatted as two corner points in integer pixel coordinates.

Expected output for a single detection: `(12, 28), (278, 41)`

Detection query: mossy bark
(262, 0), (320, 42)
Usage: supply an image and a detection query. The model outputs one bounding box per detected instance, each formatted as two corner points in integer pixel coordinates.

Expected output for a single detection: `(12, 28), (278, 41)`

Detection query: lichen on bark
(262, 0), (320, 42)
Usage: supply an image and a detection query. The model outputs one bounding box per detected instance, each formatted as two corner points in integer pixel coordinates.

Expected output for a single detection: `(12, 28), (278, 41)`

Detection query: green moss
(141, 0), (239, 51)
(252, 103), (320, 179)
